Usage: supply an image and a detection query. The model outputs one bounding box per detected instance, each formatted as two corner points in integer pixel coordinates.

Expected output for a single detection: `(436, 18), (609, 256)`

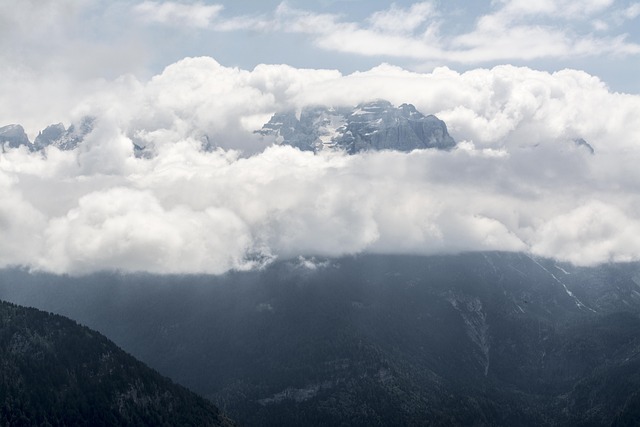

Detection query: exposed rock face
(33, 123), (65, 150)
(33, 117), (95, 151)
(257, 100), (456, 153)
(0, 124), (30, 150)
(0, 118), (96, 153)
(446, 292), (491, 376)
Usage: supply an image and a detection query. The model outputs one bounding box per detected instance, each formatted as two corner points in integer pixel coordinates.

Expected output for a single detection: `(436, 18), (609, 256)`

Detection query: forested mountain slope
(2, 253), (640, 425)
(0, 299), (234, 427)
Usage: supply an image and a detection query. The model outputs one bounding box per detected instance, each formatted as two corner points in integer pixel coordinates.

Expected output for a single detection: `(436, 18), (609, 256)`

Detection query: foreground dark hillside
(0, 300), (234, 427)
(2, 252), (640, 426)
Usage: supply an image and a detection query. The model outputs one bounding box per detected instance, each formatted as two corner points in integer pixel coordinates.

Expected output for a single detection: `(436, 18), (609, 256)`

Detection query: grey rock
(33, 123), (66, 150)
(0, 124), (30, 151)
(33, 117), (95, 151)
(257, 100), (456, 153)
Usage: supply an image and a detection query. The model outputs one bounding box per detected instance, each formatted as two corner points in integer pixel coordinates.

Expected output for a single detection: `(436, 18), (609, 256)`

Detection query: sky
(1, 1), (640, 274)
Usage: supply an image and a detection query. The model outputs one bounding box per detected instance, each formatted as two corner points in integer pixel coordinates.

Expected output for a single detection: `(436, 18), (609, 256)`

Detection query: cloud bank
(2, 57), (640, 274)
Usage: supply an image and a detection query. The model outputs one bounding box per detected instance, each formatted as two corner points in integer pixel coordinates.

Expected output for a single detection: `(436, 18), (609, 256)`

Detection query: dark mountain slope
(1, 252), (640, 426)
(0, 299), (234, 427)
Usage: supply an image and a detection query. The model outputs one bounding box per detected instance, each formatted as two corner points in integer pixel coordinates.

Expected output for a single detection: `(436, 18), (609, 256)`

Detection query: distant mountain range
(2, 101), (598, 155)
(0, 118), (94, 153)
(1, 252), (638, 426)
(1, 100), (457, 155)
(0, 299), (234, 426)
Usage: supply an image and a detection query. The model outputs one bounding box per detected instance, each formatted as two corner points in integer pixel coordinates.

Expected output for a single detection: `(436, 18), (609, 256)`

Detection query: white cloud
(40, 186), (255, 274)
(133, 1), (224, 28)
(0, 167), (46, 266)
(531, 201), (640, 265)
(495, 0), (615, 19)
(3, 0), (636, 135)
(368, 2), (436, 34)
(2, 3), (639, 274)
(197, 1), (640, 64)
(624, 3), (640, 19)
(126, 1), (640, 63)
(2, 58), (640, 273)
(0, 2), (152, 138)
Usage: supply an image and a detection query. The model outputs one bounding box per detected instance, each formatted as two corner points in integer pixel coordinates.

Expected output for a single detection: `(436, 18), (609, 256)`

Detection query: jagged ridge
(257, 100), (456, 153)
(0, 118), (94, 153)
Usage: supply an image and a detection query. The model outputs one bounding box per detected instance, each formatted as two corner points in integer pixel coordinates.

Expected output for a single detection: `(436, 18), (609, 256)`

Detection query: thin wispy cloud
(133, 1), (224, 28)
(300, 0), (640, 62)
(132, 1), (640, 63)
(623, 2), (640, 19)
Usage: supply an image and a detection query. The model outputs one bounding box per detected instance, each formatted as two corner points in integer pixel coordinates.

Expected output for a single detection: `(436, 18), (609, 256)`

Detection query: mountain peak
(0, 124), (30, 150)
(257, 100), (456, 154)
(1, 118), (97, 153)
(34, 117), (95, 151)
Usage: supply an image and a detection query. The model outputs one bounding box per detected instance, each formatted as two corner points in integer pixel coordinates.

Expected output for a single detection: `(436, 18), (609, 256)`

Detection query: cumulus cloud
(1, 57), (640, 274)
(2, 1), (638, 139)
(57, 57), (634, 155)
(40, 186), (255, 274)
(530, 201), (640, 265)
(0, 168), (46, 266)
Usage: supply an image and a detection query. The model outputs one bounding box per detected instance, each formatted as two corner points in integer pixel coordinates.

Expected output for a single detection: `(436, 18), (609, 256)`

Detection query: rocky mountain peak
(0, 124), (30, 150)
(34, 123), (66, 150)
(0, 117), (97, 153)
(34, 117), (95, 151)
(257, 100), (456, 154)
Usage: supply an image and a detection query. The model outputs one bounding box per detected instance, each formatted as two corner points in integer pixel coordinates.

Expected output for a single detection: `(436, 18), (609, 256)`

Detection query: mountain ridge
(2, 100), (458, 155)
(2, 102), (597, 156)
(2, 252), (639, 426)
(257, 99), (457, 153)
(0, 298), (235, 426)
